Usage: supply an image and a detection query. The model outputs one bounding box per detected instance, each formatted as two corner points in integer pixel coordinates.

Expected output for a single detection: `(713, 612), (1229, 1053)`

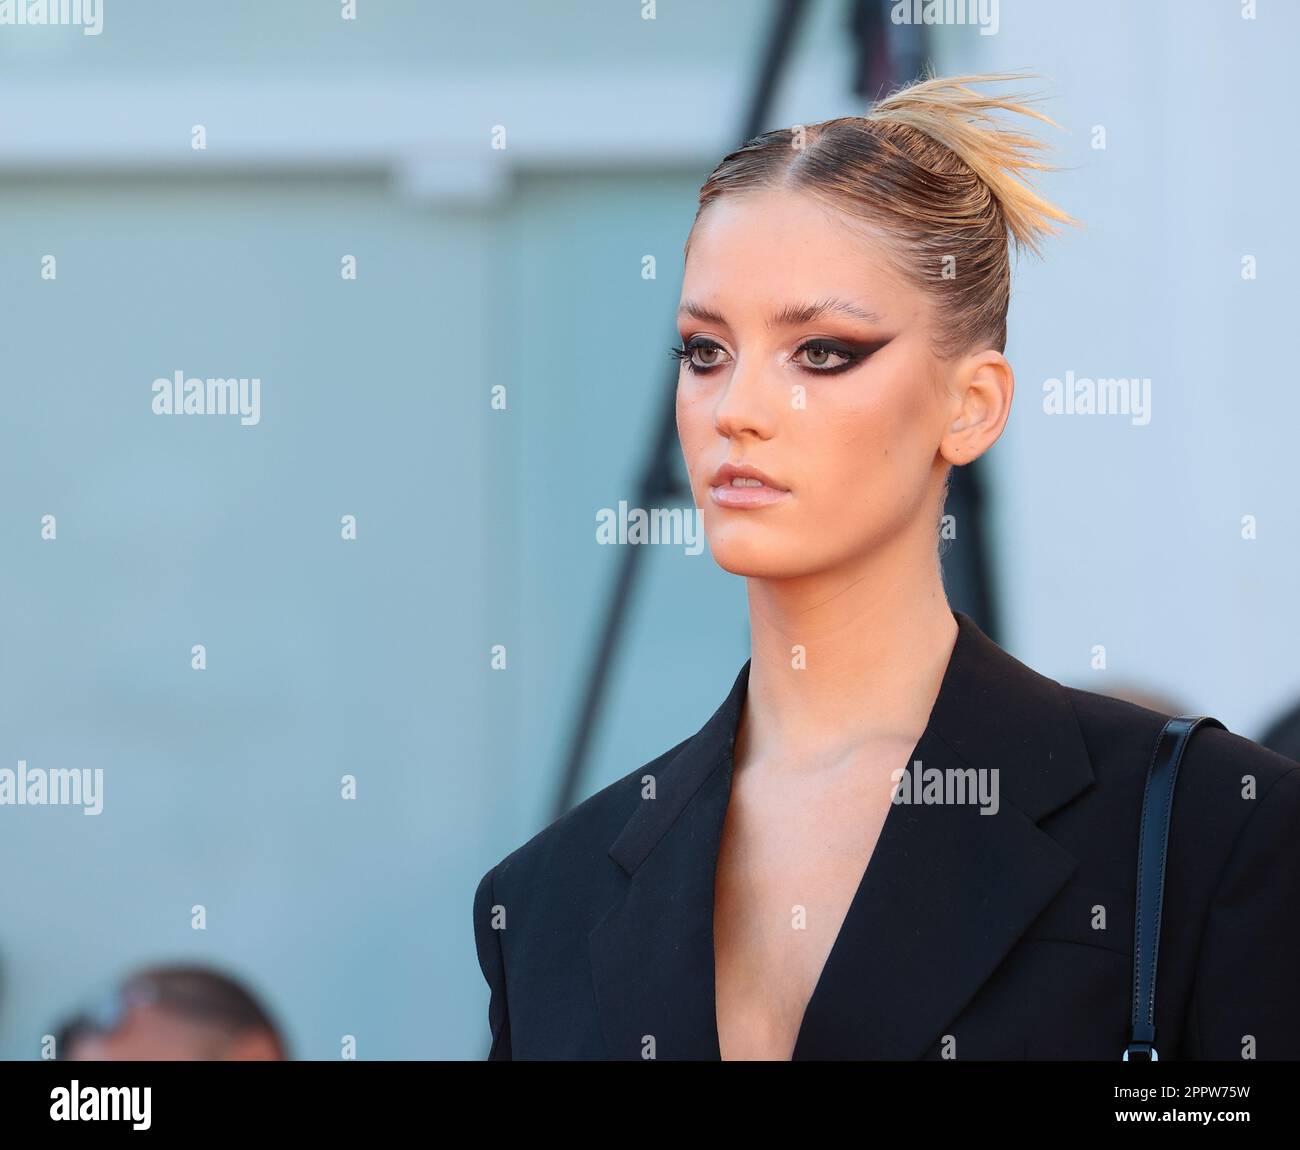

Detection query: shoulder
(1063, 681), (1298, 794)
(1062, 682), (1300, 870)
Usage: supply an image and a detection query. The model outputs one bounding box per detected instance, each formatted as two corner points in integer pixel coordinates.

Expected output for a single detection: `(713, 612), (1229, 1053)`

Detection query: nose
(712, 356), (779, 442)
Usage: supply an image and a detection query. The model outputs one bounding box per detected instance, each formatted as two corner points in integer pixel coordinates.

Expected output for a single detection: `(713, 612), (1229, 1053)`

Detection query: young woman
(473, 72), (1300, 1061)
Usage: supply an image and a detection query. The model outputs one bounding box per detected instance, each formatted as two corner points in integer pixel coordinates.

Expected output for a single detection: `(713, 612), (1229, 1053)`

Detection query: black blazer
(472, 610), (1300, 1060)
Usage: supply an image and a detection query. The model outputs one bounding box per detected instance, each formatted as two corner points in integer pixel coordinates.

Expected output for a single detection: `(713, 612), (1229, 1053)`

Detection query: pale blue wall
(931, 0), (1300, 731)
(1, 0), (1297, 1062)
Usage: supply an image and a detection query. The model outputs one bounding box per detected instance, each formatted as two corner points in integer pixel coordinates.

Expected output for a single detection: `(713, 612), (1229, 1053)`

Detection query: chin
(706, 530), (818, 580)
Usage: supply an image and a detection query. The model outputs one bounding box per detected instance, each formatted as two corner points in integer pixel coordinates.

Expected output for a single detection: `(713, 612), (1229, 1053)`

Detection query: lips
(709, 462), (788, 491)
(707, 461), (790, 509)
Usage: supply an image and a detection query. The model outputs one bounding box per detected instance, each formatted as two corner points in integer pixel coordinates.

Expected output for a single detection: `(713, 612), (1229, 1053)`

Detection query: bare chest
(712, 762), (900, 1060)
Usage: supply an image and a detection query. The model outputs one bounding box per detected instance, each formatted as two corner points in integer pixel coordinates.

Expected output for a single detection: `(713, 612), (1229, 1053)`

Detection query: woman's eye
(672, 338), (864, 375)
(793, 343), (855, 371)
(672, 339), (730, 374)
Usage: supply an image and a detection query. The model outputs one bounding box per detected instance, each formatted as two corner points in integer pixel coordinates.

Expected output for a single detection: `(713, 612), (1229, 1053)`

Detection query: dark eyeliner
(792, 337), (895, 374)
(793, 339), (861, 374)
(671, 334), (891, 376)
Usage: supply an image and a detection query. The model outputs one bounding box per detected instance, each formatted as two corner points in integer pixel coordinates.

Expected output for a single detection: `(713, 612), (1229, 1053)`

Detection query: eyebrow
(676, 296), (884, 329)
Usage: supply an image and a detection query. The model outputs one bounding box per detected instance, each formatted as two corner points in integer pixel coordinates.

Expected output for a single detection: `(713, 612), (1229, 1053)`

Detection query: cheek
(795, 375), (933, 490)
(675, 386), (710, 483)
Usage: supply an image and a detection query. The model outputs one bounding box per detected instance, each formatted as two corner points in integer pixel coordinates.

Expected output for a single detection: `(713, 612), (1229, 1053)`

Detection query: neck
(739, 526), (959, 771)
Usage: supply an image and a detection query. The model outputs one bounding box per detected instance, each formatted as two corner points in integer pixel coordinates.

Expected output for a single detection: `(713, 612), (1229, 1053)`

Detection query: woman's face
(675, 187), (1004, 580)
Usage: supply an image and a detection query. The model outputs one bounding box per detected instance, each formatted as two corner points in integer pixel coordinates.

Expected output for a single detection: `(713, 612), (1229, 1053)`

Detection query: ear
(939, 350), (1014, 466)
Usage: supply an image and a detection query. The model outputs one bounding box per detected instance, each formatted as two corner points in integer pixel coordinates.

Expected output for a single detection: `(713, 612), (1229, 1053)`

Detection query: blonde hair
(685, 68), (1080, 359)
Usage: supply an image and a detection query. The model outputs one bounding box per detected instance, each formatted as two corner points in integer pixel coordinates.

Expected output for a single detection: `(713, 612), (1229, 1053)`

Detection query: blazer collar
(588, 609), (1095, 1060)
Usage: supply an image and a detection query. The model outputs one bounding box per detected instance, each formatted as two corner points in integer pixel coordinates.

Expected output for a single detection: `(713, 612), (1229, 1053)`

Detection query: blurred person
(1087, 683), (1189, 718)
(1100, 684), (1300, 765)
(55, 964), (287, 1061)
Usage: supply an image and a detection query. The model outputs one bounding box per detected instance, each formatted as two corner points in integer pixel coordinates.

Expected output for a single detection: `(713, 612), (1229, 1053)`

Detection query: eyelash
(670, 337), (868, 376)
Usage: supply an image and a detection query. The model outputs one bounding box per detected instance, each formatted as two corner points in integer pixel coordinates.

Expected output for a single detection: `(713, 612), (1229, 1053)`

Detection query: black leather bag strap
(1124, 714), (1227, 1061)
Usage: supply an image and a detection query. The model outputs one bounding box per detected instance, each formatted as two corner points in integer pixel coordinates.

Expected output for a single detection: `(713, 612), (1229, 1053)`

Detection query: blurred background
(1, 0), (1297, 1060)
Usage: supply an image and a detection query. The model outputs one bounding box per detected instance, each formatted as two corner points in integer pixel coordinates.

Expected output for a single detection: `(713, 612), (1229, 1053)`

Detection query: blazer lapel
(791, 727), (1081, 1059)
(587, 661), (745, 1060)
(588, 611), (1095, 1061)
